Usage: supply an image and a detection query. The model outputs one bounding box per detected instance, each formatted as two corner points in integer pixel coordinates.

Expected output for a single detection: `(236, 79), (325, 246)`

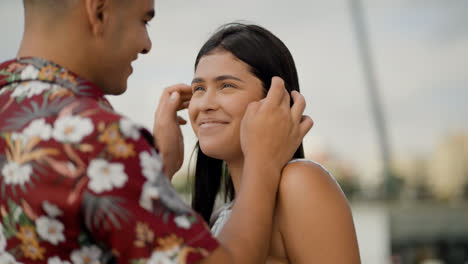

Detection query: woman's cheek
(188, 104), (199, 135)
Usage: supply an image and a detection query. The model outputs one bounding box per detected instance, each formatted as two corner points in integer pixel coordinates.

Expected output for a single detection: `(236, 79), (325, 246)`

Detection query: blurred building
(427, 131), (468, 201)
(392, 155), (430, 200)
(389, 131), (468, 202)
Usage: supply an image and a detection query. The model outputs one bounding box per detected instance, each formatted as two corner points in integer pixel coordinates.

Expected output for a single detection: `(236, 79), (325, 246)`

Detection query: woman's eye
(222, 83), (235, 89)
(193, 86), (205, 92)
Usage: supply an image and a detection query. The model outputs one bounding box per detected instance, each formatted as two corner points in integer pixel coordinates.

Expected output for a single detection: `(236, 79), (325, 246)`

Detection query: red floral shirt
(0, 57), (218, 264)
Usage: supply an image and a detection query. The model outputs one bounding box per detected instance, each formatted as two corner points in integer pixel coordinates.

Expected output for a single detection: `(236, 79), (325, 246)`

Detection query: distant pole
(348, 0), (393, 197)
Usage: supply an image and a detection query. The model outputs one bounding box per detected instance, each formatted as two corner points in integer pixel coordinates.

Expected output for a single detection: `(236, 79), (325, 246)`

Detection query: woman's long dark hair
(191, 23), (305, 223)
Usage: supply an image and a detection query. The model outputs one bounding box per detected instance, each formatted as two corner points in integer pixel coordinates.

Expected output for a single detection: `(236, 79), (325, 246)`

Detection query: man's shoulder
(0, 78), (149, 146)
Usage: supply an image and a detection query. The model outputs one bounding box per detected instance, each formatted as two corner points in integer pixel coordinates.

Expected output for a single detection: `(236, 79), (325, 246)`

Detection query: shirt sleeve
(80, 114), (219, 264)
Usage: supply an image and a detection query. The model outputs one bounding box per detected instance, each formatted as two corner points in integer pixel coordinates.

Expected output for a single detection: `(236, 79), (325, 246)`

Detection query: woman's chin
(198, 138), (241, 161)
(198, 142), (231, 160)
(199, 147), (225, 160)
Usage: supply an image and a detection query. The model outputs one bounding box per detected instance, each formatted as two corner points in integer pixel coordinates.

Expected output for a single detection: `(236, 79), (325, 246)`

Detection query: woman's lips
(200, 123), (226, 129)
(198, 119), (229, 129)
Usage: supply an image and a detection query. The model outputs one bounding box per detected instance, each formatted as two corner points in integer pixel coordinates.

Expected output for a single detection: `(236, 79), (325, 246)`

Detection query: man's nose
(140, 34), (152, 54)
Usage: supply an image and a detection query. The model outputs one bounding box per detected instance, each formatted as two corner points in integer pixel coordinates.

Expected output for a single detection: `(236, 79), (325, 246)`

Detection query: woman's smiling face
(189, 50), (265, 161)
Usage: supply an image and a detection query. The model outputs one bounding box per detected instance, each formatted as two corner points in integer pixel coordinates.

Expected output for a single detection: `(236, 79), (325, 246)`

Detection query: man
(0, 0), (313, 263)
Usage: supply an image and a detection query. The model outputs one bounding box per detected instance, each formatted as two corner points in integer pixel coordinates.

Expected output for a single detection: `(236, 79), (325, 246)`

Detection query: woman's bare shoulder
(276, 159), (361, 263)
(279, 159), (345, 199)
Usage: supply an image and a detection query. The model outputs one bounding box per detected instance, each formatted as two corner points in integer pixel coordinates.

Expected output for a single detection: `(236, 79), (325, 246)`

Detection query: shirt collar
(0, 57), (107, 100)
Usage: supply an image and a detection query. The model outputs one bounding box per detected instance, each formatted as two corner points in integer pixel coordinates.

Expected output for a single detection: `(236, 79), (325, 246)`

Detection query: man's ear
(84, 0), (110, 36)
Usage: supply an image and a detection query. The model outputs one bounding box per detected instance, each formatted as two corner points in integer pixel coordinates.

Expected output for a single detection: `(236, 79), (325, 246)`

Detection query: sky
(1, 0), (467, 184)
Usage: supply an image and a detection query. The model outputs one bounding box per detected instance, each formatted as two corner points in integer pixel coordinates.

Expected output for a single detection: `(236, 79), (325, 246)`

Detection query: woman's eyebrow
(191, 77), (204, 84)
(215, 75), (244, 82)
(192, 75), (244, 84)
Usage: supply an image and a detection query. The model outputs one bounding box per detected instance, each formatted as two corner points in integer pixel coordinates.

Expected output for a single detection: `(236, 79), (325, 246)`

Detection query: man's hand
(240, 77), (313, 189)
(153, 84), (192, 180)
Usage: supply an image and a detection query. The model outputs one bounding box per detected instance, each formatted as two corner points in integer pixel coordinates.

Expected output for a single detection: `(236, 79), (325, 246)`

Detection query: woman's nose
(199, 89), (219, 112)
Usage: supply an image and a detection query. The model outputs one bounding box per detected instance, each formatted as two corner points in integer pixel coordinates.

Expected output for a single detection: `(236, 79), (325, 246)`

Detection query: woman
(188, 23), (360, 263)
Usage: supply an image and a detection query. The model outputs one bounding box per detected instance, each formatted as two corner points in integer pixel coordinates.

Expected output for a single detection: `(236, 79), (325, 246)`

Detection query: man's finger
(177, 100), (190, 111)
(159, 84), (192, 105)
(177, 116), (187, 125)
(165, 83), (192, 93)
(165, 91), (182, 115)
(290, 91), (306, 124)
(178, 89), (193, 101)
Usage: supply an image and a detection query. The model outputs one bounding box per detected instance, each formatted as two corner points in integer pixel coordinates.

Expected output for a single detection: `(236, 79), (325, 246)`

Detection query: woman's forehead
(195, 52), (252, 79)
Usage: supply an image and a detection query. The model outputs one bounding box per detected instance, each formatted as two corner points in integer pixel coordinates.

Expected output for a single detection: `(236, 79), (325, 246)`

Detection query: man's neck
(17, 22), (96, 85)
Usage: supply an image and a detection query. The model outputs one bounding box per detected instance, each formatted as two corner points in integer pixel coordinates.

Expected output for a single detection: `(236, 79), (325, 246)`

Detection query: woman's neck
(225, 157), (244, 196)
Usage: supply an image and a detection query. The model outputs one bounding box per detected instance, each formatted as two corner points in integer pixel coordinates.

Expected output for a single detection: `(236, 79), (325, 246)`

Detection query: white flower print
(13, 207), (23, 222)
(1, 161), (33, 186)
(0, 87), (7, 95)
(119, 118), (140, 140)
(139, 182), (160, 211)
(11, 81), (50, 98)
(10, 83), (28, 98)
(12, 118), (53, 147)
(70, 245), (102, 264)
(0, 252), (21, 264)
(52, 116), (94, 143)
(147, 251), (173, 264)
(43, 201), (63, 218)
(87, 159), (128, 193)
(44, 84), (66, 95)
(0, 222), (6, 252)
(21, 65), (39, 80)
(174, 215), (191, 230)
(139, 151), (163, 182)
(48, 256), (71, 264)
(36, 216), (66, 245)
(23, 118), (53, 141)
(163, 244), (181, 258)
(28, 81), (51, 97)
(10, 83), (30, 98)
